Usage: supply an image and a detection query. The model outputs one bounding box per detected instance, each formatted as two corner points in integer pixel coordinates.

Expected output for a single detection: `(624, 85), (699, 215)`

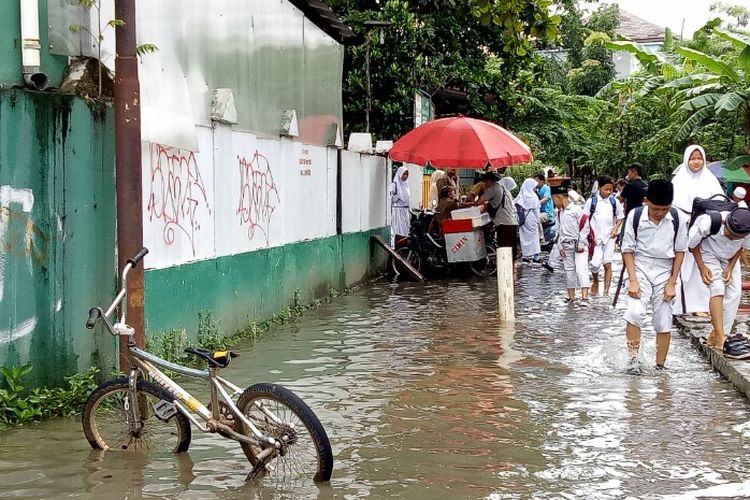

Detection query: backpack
(576, 195), (617, 258)
(688, 194), (737, 236)
(590, 194), (617, 220)
(632, 206), (680, 245)
(578, 213), (596, 258)
(515, 203), (527, 226)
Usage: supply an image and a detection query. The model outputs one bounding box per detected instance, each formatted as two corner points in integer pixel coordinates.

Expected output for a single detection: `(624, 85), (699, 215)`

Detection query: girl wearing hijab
(428, 170), (446, 208)
(515, 178), (542, 262)
(391, 166), (411, 245)
(672, 145), (724, 315)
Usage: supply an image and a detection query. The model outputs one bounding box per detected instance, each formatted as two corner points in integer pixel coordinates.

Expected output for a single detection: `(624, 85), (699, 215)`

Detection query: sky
(585, 0), (750, 38)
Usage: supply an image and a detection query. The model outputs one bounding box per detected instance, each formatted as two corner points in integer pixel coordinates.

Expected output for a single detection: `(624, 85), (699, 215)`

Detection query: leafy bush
(0, 364), (99, 429)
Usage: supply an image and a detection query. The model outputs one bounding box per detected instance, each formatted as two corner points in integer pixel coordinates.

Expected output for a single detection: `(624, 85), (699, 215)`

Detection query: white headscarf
(428, 170), (446, 207)
(514, 178), (541, 210)
(672, 144), (723, 213)
(499, 176), (517, 193)
(391, 166), (411, 204)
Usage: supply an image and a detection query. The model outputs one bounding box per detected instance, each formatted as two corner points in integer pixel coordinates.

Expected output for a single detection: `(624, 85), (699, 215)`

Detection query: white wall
(143, 128), (387, 269)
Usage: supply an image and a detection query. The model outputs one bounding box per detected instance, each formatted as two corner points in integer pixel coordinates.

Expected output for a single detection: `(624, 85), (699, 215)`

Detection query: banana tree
(660, 28), (750, 145)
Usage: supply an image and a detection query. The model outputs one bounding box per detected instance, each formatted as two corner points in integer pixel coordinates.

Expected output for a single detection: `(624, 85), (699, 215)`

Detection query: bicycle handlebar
(85, 247), (149, 331)
(86, 307), (102, 329)
(127, 247), (149, 268)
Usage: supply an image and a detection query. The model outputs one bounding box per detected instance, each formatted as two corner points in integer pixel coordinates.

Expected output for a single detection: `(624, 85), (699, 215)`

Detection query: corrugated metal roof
(288, 0), (357, 45)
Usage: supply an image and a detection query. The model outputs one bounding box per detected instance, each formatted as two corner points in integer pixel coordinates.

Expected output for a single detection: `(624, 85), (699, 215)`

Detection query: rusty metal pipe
(114, 0), (144, 367)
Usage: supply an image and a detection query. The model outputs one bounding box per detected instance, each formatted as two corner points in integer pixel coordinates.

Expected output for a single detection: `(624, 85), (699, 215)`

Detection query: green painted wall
(0, 89), (117, 386)
(0, 1), (68, 87)
(145, 228), (389, 339)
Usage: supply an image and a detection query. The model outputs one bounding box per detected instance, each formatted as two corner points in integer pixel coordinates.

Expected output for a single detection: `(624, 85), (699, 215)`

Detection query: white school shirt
(688, 212), (750, 259)
(621, 206), (688, 259)
(557, 202), (588, 244)
(582, 194), (625, 243)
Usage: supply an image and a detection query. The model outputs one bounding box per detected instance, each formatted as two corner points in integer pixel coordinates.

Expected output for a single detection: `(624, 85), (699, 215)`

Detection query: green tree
(326, 0), (564, 140)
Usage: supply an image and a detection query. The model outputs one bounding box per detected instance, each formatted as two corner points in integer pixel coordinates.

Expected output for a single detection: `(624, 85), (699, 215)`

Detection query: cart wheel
(469, 244), (496, 278)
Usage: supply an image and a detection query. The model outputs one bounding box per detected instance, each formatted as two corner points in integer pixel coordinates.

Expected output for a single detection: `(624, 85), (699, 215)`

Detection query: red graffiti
(146, 144), (210, 255)
(237, 151), (280, 244)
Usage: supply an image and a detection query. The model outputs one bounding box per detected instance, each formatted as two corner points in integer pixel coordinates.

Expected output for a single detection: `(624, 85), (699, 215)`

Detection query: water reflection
(1, 267), (750, 498)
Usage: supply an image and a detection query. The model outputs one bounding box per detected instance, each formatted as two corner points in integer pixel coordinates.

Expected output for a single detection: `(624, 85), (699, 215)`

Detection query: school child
(621, 180), (687, 374)
(688, 207), (750, 358)
(583, 176), (625, 296)
(551, 180), (590, 304)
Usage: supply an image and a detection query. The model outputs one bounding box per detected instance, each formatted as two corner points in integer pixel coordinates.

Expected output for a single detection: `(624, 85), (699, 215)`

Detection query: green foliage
(326, 0), (564, 140)
(0, 364), (99, 429)
(70, 0), (158, 99)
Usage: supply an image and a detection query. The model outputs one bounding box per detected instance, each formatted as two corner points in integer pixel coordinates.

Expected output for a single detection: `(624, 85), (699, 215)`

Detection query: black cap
(646, 179), (674, 206)
(479, 171), (502, 182)
(727, 207), (750, 235)
(550, 179), (572, 195)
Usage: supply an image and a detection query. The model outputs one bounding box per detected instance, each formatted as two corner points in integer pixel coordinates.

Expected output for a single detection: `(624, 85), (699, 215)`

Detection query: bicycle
(81, 247), (333, 483)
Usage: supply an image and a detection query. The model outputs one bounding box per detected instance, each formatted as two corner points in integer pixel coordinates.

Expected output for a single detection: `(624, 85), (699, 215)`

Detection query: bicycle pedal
(153, 399), (178, 421)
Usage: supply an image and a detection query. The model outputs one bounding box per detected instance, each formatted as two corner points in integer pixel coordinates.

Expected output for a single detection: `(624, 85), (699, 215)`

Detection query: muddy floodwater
(3, 264), (750, 499)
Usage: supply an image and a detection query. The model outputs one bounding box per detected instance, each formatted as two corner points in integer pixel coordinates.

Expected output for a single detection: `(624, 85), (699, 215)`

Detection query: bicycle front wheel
(82, 377), (191, 453)
(236, 383), (333, 482)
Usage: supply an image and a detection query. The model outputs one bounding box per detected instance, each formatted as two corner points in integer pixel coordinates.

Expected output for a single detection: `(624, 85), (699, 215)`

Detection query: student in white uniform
(672, 145), (724, 315)
(688, 207), (750, 357)
(551, 180), (590, 304)
(582, 176), (625, 296)
(390, 166), (411, 245)
(621, 180), (688, 374)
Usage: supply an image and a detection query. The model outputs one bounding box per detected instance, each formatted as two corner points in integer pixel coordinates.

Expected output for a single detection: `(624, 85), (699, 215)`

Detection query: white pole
(497, 247), (515, 322)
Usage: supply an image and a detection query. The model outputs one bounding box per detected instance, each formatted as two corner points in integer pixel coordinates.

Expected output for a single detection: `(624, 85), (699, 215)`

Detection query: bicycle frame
(89, 258), (283, 454)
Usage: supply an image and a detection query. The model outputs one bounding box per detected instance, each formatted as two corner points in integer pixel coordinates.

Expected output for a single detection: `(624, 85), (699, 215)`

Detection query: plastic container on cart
(450, 206), (481, 220)
(471, 213), (491, 227)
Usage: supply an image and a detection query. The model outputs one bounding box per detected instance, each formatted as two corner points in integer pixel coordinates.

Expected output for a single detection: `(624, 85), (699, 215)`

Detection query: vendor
(435, 186), (460, 225)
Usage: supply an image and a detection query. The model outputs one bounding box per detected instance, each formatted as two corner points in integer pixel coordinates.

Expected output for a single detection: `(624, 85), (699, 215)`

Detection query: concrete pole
(114, 0), (144, 368)
(497, 247), (515, 322)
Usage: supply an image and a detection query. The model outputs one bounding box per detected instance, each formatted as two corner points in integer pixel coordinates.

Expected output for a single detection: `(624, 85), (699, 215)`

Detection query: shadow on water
(2, 260), (750, 498)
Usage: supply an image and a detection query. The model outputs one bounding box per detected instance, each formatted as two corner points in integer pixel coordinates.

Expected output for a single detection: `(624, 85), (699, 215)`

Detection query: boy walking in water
(688, 207), (750, 358)
(622, 180), (687, 374)
(583, 176), (625, 295)
(551, 180), (590, 304)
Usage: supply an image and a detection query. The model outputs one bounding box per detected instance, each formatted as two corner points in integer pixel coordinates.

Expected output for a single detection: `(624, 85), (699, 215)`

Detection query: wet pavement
(3, 262), (750, 499)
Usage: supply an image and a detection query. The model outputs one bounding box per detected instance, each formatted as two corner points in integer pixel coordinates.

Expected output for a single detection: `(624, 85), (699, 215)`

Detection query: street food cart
(441, 207), (491, 263)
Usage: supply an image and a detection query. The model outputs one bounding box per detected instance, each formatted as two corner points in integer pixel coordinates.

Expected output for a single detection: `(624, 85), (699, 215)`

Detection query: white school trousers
(703, 254), (742, 334)
(590, 237), (616, 274)
(561, 241), (590, 289)
(623, 256), (675, 333)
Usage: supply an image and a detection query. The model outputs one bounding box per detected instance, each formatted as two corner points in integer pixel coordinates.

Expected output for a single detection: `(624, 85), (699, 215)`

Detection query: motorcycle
(392, 208), (496, 278)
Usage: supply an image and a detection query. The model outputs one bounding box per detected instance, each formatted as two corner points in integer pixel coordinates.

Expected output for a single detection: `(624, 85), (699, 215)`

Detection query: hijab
(672, 144), (723, 213)
(391, 166), (411, 204)
(428, 170), (446, 207)
(499, 176), (517, 193)
(514, 178), (541, 210)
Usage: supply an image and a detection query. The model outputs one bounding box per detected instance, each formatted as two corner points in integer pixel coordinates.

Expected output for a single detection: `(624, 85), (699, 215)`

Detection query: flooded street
(3, 264), (750, 499)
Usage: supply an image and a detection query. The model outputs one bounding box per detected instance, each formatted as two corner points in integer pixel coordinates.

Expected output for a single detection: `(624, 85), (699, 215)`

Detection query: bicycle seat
(184, 347), (239, 368)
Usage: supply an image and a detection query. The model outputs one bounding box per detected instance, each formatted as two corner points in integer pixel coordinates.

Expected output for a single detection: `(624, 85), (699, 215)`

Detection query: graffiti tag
(146, 144), (210, 256)
(237, 151), (280, 244)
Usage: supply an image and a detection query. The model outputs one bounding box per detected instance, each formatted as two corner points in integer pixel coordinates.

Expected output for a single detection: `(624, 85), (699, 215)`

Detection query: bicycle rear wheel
(82, 377), (191, 453)
(235, 383), (333, 483)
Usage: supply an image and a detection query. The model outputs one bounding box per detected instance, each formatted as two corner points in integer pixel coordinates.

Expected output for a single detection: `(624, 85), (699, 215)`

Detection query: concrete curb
(675, 315), (750, 400)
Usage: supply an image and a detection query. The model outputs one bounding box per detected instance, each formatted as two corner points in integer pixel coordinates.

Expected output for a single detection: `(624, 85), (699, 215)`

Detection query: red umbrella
(389, 116), (532, 169)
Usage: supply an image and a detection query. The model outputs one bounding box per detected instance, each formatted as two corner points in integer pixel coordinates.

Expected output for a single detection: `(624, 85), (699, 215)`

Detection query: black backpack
(689, 194), (738, 236)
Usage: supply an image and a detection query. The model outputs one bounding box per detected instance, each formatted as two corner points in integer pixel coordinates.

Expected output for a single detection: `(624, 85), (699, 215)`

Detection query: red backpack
(578, 214), (596, 258)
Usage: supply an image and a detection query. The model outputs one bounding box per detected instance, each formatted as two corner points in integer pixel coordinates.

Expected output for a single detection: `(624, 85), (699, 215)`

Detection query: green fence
(0, 89), (117, 387)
